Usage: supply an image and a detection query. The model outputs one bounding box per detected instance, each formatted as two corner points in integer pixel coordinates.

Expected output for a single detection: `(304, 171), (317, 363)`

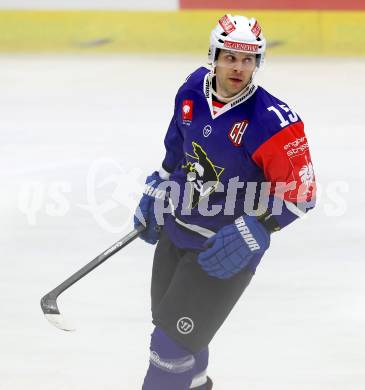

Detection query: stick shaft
(48, 225), (144, 299)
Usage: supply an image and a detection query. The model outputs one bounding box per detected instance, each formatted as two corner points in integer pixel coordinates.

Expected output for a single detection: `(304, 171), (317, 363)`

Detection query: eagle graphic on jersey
(182, 142), (224, 208)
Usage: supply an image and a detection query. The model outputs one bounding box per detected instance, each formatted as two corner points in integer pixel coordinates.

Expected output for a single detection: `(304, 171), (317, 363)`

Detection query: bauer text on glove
(198, 215), (270, 279)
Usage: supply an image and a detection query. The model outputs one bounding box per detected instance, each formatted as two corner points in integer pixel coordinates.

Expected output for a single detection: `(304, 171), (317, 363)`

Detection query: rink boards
(0, 9), (364, 56)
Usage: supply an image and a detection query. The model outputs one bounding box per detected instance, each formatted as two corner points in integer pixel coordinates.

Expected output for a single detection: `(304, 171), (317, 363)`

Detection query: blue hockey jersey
(160, 67), (316, 250)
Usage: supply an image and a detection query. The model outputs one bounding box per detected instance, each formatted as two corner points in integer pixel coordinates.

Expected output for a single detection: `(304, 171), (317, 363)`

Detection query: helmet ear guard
(208, 14), (266, 68)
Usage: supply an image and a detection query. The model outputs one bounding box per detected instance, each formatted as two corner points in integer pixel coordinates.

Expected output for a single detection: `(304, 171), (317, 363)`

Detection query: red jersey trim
(212, 99), (225, 115)
(252, 121), (316, 203)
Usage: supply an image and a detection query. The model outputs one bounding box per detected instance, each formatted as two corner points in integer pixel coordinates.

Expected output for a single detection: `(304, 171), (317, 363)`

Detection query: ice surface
(1, 54), (364, 390)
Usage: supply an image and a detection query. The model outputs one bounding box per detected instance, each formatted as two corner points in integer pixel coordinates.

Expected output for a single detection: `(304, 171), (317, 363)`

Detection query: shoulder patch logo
(288, 153), (316, 202)
(228, 120), (249, 147)
(182, 100), (193, 125)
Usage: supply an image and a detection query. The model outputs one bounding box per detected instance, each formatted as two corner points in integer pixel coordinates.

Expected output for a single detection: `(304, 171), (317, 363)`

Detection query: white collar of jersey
(204, 72), (257, 119)
(211, 76), (252, 103)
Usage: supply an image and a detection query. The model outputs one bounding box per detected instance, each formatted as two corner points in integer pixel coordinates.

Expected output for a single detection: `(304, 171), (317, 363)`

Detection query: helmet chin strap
(209, 64), (257, 104)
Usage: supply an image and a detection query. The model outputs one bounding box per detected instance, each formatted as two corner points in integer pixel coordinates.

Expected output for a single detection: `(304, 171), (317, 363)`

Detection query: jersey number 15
(267, 104), (298, 128)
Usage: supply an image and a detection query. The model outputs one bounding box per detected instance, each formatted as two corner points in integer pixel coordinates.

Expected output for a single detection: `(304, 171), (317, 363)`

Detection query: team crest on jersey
(182, 100), (193, 125)
(228, 120), (249, 147)
(182, 142), (224, 208)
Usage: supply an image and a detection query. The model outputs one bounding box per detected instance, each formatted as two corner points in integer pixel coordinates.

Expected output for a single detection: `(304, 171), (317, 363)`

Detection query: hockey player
(134, 14), (316, 390)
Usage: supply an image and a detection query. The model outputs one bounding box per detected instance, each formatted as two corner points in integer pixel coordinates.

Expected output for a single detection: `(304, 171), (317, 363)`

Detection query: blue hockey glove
(198, 215), (271, 279)
(134, 171), (168, 245)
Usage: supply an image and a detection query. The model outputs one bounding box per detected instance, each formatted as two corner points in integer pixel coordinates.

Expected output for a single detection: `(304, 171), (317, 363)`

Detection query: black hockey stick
(41, 225), (145, 332)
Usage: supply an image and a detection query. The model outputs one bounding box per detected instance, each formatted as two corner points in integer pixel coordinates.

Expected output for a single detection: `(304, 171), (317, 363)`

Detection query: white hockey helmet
(208, 14), (266, 68)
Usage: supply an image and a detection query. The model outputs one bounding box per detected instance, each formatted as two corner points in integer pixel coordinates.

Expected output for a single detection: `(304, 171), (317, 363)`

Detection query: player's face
(215, 50), (257, 98)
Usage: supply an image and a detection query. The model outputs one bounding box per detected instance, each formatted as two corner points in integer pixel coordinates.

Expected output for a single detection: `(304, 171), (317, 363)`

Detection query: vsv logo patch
(182, 142), (224, 208)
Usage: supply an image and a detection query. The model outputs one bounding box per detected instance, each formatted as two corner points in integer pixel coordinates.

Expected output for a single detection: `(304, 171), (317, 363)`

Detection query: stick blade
(44, 313), (75, 332)
(41, 293), (75, 332)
